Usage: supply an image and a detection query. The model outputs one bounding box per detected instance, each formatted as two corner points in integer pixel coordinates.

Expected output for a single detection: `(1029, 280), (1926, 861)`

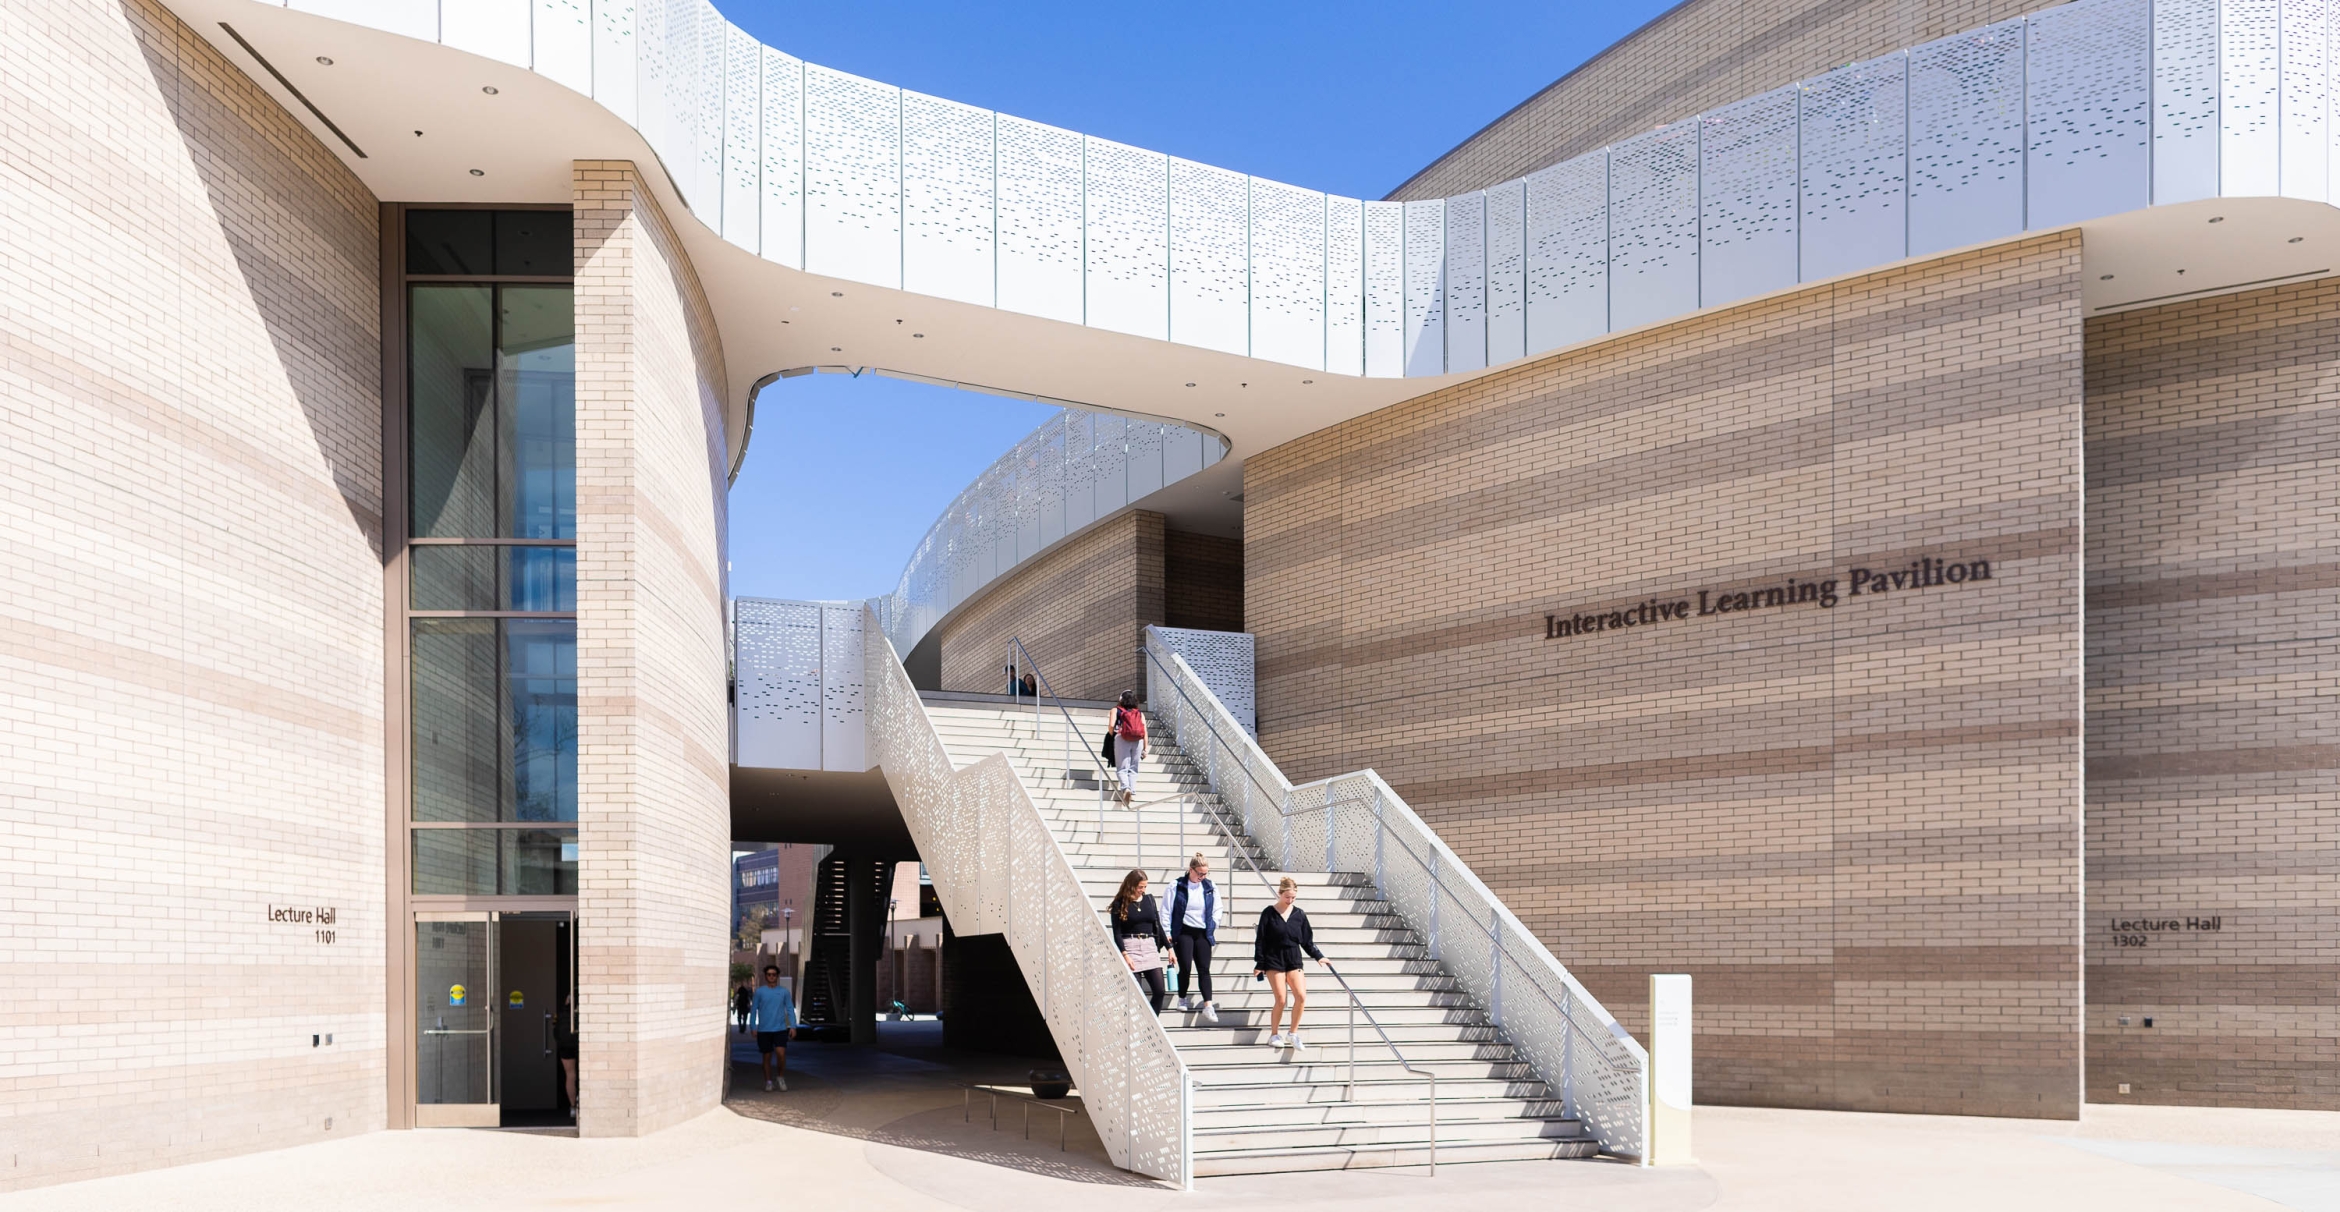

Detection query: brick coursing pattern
(0, 0), (386, 1188)
(1389, 0), (2064, 200)
(572, 161), (735, 1138)
(2083, 280), (2340, 1111)
(1247, 234), (2086, 1117)
(937, 509), (1166, 703)
(1165, 531), (1245, 633)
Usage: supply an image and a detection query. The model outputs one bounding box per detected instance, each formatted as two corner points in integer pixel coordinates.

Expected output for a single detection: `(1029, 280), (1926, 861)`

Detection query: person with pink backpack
(1108, 691), (1147, 807)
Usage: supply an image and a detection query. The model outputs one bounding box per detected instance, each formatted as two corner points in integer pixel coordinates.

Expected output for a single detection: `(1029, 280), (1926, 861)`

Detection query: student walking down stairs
(1253, 876), (1329, 1051)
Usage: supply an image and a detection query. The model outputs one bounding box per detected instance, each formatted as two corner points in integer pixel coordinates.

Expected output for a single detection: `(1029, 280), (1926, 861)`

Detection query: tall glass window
(404, 209), (577, 897)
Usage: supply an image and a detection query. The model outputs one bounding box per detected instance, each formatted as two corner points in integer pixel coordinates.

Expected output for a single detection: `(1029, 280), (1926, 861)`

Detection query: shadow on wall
(128, 0), (386, 559)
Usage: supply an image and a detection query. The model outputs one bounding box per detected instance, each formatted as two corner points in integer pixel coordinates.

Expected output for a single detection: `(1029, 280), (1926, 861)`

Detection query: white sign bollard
(1649, 973), (1693, 1164)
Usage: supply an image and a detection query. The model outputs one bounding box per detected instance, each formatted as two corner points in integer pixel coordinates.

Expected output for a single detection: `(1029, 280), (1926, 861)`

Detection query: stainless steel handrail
(1007, 637), (1119, 837)
(1144, 641), (1644, 1136)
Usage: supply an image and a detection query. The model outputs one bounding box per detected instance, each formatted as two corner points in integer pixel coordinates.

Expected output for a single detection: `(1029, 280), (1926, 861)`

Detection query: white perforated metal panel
(1609, 122), (1700, 330)
(2224, 0), (2281, 194)
(1326, 196), (1366, 376)
(721, 22), (762, 253)
(291, 0), (436, 42)
(1147, 626), (1256, 737)
(1526, 152), (1608, 354)
(1169, 160), (1250, 356)
(1443, 192), (1487, 373)
(760, 48), (804, 270)
(1700, 87), (1798, 307)
(1363, 202), (1405, 377)
(804, 65), (902, 287)
(1403, 198), (1446, 376)
(821, 603), (867, 771)
(1085, 138), (1170, 340)
(734, 598), (822, 770)
(1163, 425), (1203, 483)
(593, 0), (636, 124)
(533, 0), (592, 95)
(1909, 20), (2026, 256)
(996, 116), (1084, 325)
(902, 92), (995, 307)
(2283, 0), (2330, 200)
(633, 0), (689, 209)
(692, 2), (726, 221)
(1126, 420), (1165, 500)
(1485, 179), (1526, 364)
(1801, 55), (1907, 281)
(2153, 0), (2220, 204)
(1250, 179), (1327, 370)
(442, 0), (530, 68)
(2027, 0), (2152, 227)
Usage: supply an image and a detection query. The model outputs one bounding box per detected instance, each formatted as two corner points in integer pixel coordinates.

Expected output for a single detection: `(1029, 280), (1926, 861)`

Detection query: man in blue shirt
(751, 964), (797, 1091)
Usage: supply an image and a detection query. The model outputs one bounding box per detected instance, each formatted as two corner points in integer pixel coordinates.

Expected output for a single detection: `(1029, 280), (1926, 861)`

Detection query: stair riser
(1189, 1079), (1553, 1108)
(1196, 1121), (1593, 1149)
(1190, 1061), (1535, 1086)
(1192, 1100), (1570, 1128)
(1191, 1139), (1602, 1175)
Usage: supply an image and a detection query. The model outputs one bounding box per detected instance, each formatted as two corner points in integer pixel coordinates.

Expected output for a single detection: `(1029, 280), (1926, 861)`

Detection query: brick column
(572, 161), (734, 1136)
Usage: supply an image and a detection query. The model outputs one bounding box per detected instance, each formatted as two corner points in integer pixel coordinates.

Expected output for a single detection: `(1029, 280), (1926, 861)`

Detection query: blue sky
(724, 0), (1674, 602)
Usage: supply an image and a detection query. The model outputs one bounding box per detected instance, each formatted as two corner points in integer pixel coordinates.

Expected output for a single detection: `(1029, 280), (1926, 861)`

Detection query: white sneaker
(1287, 1036), (1307, 1053)
(1265, 1033), (1287, 1048)
(764, 1079), (776, 1091)
(1201, 1003), (1219, 1024)
(1174, 996), (1194, 1012)
(774, 1075), (787, 1091)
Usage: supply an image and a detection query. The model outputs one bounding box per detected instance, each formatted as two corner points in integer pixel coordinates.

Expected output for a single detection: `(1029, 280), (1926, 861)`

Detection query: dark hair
(1113, 869), (1147, 920)
(1117, 690), (1138, 709)
(763, 965), (779, 974)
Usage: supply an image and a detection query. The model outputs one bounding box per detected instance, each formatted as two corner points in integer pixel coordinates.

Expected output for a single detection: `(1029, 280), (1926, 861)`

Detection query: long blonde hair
(1114, 869), (1149, 920)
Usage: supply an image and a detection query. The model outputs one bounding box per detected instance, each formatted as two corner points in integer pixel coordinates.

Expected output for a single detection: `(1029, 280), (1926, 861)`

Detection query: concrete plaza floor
(5, 1023), (2334, 1211)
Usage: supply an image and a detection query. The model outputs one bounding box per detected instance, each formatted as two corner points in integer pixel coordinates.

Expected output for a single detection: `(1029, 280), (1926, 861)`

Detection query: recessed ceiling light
(830, 291), (844, 297)
(912, 333), (925, 338)
(468, 168), (484, 176)
(481, 85), (499, 95)
(1213, 412), (1225, 417)
(2290, 236), (2305, 243)
(2208, 216), (2224, 223)
(1185, 382), (1196, 387)
(830, 346), (841, 352)
(1302, 379), (1313, 384)
(315, 56), (334, 66)
(2099, 274), (2113, 280)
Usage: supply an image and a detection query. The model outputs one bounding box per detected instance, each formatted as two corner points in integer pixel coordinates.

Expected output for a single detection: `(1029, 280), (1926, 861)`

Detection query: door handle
(542, 1010), (554, 1057)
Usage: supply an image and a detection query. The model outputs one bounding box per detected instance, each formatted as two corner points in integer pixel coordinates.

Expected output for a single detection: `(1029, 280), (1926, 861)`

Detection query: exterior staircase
(923, 698), (1602, 1176)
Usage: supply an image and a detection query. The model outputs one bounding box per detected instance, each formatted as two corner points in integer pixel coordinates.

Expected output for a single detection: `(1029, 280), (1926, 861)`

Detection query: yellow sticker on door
(508, 990), (524, 1009)
(448, 983), (467, 1007)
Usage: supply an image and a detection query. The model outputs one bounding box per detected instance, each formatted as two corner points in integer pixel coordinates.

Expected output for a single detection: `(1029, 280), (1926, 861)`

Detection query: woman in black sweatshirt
(1111, 869), (1171, 1013)
(1252, 876), (1332, 1050)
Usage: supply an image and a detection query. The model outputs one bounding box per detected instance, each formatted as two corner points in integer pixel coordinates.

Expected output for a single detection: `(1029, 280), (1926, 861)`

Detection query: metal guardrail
(865, 606), (1194, 1186)
(1143, 634), (1650, 1161)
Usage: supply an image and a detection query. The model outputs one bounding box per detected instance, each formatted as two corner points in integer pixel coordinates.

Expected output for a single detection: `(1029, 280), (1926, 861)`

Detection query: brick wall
(573, 161), (734, 1137)
(1247, 234), (2085, 1117)
(2083, 280), (2340, 1110)
(1165, 531), (1244, 633)
(937, 509), (1166, 703)
(1390, 0), (2061, 200)
(0, 0), (385, 1187)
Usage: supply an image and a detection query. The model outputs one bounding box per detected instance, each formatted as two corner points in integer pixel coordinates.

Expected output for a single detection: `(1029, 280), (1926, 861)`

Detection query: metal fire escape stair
(796, 854), (894, 1034)
(922, 701), (1601, 1176)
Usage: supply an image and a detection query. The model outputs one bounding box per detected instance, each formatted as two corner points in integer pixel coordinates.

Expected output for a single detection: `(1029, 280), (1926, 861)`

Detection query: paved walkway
(5, 1024), (2334, 1211)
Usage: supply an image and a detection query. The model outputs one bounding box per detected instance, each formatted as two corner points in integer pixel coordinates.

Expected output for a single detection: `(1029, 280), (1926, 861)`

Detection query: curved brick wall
(1247, 233), (2088, 1117)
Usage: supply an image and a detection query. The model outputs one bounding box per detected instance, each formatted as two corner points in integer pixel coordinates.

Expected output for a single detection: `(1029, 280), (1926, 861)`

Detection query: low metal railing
(1142, 633), (1650, 1161)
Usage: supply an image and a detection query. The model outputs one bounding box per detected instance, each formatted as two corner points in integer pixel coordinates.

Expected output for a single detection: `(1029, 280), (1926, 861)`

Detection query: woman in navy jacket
(1166, 854), (1219, 1022)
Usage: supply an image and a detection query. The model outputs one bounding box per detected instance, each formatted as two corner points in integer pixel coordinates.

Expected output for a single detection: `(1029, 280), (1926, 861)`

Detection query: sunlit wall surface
(296, 0), (2332, 377)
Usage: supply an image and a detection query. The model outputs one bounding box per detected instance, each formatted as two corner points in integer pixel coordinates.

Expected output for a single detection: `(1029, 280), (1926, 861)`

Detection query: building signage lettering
(268, 904), (339, 945)
(1544, 557), (1993, 641)
(2106, 915), (2221, 947)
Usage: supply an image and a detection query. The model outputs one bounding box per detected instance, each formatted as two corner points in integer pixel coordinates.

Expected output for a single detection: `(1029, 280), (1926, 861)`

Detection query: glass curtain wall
(405, 210), (579, 895)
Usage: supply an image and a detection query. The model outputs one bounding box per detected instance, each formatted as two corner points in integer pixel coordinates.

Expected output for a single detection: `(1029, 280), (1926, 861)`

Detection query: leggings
(1132, 965), (1166, 1013)
(1173, 927), (1213, 1002)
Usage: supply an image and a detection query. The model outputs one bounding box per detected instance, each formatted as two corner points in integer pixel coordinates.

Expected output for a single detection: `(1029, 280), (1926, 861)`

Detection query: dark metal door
(497, 917), (562, 1113)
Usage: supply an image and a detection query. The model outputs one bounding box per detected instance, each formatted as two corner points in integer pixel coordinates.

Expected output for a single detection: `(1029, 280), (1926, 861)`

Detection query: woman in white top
(1166, 854), (1219, 1022)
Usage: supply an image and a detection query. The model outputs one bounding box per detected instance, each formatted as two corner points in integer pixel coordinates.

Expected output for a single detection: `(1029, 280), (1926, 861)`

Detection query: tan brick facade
(2083, 281), (2340, 1110)
(1165, 531), (1245, 633)
(0, 0), (386, 1186)
(1248, 234), (2087, 1117)
(937, 509), (1166, 702)
(1390, 0), (2062, 200)
(572, 162), (735, 1137)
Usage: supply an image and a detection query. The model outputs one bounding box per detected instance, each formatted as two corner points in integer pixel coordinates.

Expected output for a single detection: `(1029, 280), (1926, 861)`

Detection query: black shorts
(756, 1030), (789, 1053)
(1257, 948), (1306, 973)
